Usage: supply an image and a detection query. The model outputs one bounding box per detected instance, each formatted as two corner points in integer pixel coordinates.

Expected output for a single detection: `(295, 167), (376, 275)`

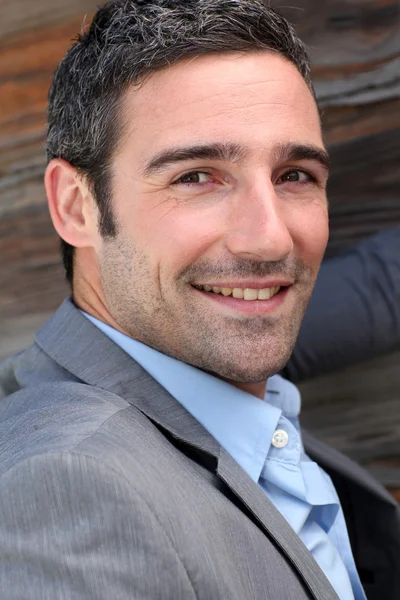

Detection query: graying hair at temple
(46, 0), (315, 284)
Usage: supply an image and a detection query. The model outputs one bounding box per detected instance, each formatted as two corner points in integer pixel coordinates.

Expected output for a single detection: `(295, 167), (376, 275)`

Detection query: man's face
(95, 52), (329, 383)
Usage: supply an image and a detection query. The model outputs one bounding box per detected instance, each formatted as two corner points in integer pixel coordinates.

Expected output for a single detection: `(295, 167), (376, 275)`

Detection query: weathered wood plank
(0, 311), (53, 362)
(276, 0), (400, 67)
(0, 207), (68, 320)
(0, 0), (97, 42)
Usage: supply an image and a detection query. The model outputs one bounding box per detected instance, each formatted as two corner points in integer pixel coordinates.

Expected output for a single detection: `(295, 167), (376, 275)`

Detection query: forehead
(120, 51), (322, 159)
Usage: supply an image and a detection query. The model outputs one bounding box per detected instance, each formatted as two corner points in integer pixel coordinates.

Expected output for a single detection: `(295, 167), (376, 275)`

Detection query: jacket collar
(35, 298), (341, 600)
(35, 299), (219, 458)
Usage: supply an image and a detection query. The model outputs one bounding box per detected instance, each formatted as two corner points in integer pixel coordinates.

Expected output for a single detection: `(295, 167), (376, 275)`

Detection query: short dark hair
(46, 0), (314, 284)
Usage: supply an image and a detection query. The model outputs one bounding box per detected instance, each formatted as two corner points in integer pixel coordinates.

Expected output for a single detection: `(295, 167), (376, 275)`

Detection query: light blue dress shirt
(83, 312), (366, 600)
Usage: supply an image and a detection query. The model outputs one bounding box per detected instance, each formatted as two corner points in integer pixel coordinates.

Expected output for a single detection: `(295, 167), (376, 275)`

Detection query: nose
(225, 178), (293, 262)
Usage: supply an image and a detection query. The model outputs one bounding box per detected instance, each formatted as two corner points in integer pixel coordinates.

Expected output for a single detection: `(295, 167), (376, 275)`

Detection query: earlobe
(44, 158), (96, 249)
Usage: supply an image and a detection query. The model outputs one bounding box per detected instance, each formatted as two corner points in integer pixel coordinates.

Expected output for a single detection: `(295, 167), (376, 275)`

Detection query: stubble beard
(99, 237), (315, 384)
(167, 291), (310, 382)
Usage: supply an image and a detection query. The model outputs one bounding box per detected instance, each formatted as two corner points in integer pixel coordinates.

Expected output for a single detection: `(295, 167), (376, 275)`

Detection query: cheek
(130, 201), (225, 272)
(286, 201), (329, 267)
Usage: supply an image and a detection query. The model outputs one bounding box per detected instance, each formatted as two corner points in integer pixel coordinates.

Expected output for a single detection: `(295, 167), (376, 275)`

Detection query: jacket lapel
(36, 299), (339, 600)
(217, 449), (339, 600)
(35, 299), (221, 458)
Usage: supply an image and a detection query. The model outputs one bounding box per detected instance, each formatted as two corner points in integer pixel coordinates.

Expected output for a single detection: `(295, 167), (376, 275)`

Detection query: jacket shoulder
(0, 381), (131, 479)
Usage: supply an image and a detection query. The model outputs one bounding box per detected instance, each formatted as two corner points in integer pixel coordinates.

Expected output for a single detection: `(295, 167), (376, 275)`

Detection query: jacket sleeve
(0, 452), (196, 600)
(284, 229), (400, 382)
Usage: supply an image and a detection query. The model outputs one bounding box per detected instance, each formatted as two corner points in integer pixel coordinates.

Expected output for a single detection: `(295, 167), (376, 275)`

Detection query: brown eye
(175, 171), (212, 184)
(279, 170), (312, 184)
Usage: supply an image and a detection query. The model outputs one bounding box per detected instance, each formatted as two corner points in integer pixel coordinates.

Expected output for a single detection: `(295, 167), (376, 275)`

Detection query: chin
(209, 351), (293, 384)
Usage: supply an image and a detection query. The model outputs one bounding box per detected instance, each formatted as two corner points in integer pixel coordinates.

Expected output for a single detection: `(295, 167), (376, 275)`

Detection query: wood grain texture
(0, 0), (399, 495)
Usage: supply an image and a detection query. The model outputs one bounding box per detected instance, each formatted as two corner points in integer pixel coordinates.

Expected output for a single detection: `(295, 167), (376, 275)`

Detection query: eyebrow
(140, 140), (330, 177)
(274, 142), (330, 174)
(140, 142), (247, 176)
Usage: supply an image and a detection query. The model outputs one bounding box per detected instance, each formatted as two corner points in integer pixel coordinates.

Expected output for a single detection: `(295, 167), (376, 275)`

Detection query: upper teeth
(194, 285), (281, 300)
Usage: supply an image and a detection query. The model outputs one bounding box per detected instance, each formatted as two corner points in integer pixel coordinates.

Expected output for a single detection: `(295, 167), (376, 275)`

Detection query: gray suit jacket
(0, 299), (399, 600)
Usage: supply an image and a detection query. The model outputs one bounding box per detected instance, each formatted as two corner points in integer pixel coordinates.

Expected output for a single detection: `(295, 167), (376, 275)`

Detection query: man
(0, 1), (398, 599)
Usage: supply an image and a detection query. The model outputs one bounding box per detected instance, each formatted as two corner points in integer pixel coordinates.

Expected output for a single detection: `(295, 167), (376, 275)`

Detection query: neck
(220, 378), (268, 400)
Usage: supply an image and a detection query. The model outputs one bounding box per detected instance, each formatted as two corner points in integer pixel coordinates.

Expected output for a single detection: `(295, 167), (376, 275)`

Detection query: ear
(44, 159), (98, 249)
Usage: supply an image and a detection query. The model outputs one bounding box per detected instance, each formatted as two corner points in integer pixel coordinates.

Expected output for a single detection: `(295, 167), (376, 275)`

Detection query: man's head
(45, 0), (329, 396)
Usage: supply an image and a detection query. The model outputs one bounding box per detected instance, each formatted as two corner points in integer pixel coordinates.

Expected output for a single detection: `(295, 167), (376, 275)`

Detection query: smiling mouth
(193, 284), (282, 301)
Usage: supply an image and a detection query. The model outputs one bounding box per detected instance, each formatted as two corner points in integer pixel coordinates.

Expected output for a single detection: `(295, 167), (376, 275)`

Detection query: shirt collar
(82, 312), (300, 482)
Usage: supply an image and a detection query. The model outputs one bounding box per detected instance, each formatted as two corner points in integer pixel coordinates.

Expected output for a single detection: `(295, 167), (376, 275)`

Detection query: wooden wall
(0, 0), (399, 499)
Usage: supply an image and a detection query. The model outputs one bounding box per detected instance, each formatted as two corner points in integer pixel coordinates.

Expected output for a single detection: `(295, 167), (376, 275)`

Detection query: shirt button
(272, 429), (289, 448)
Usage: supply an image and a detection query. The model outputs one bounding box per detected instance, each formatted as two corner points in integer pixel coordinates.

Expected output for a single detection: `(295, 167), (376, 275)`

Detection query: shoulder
(0, 446), (196, 600)
(0, 381), (133, 479)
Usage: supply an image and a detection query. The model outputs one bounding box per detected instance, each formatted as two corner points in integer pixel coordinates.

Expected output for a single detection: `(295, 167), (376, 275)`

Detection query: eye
(277, 170), (315, 184)
(173, 171), (213, 185)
